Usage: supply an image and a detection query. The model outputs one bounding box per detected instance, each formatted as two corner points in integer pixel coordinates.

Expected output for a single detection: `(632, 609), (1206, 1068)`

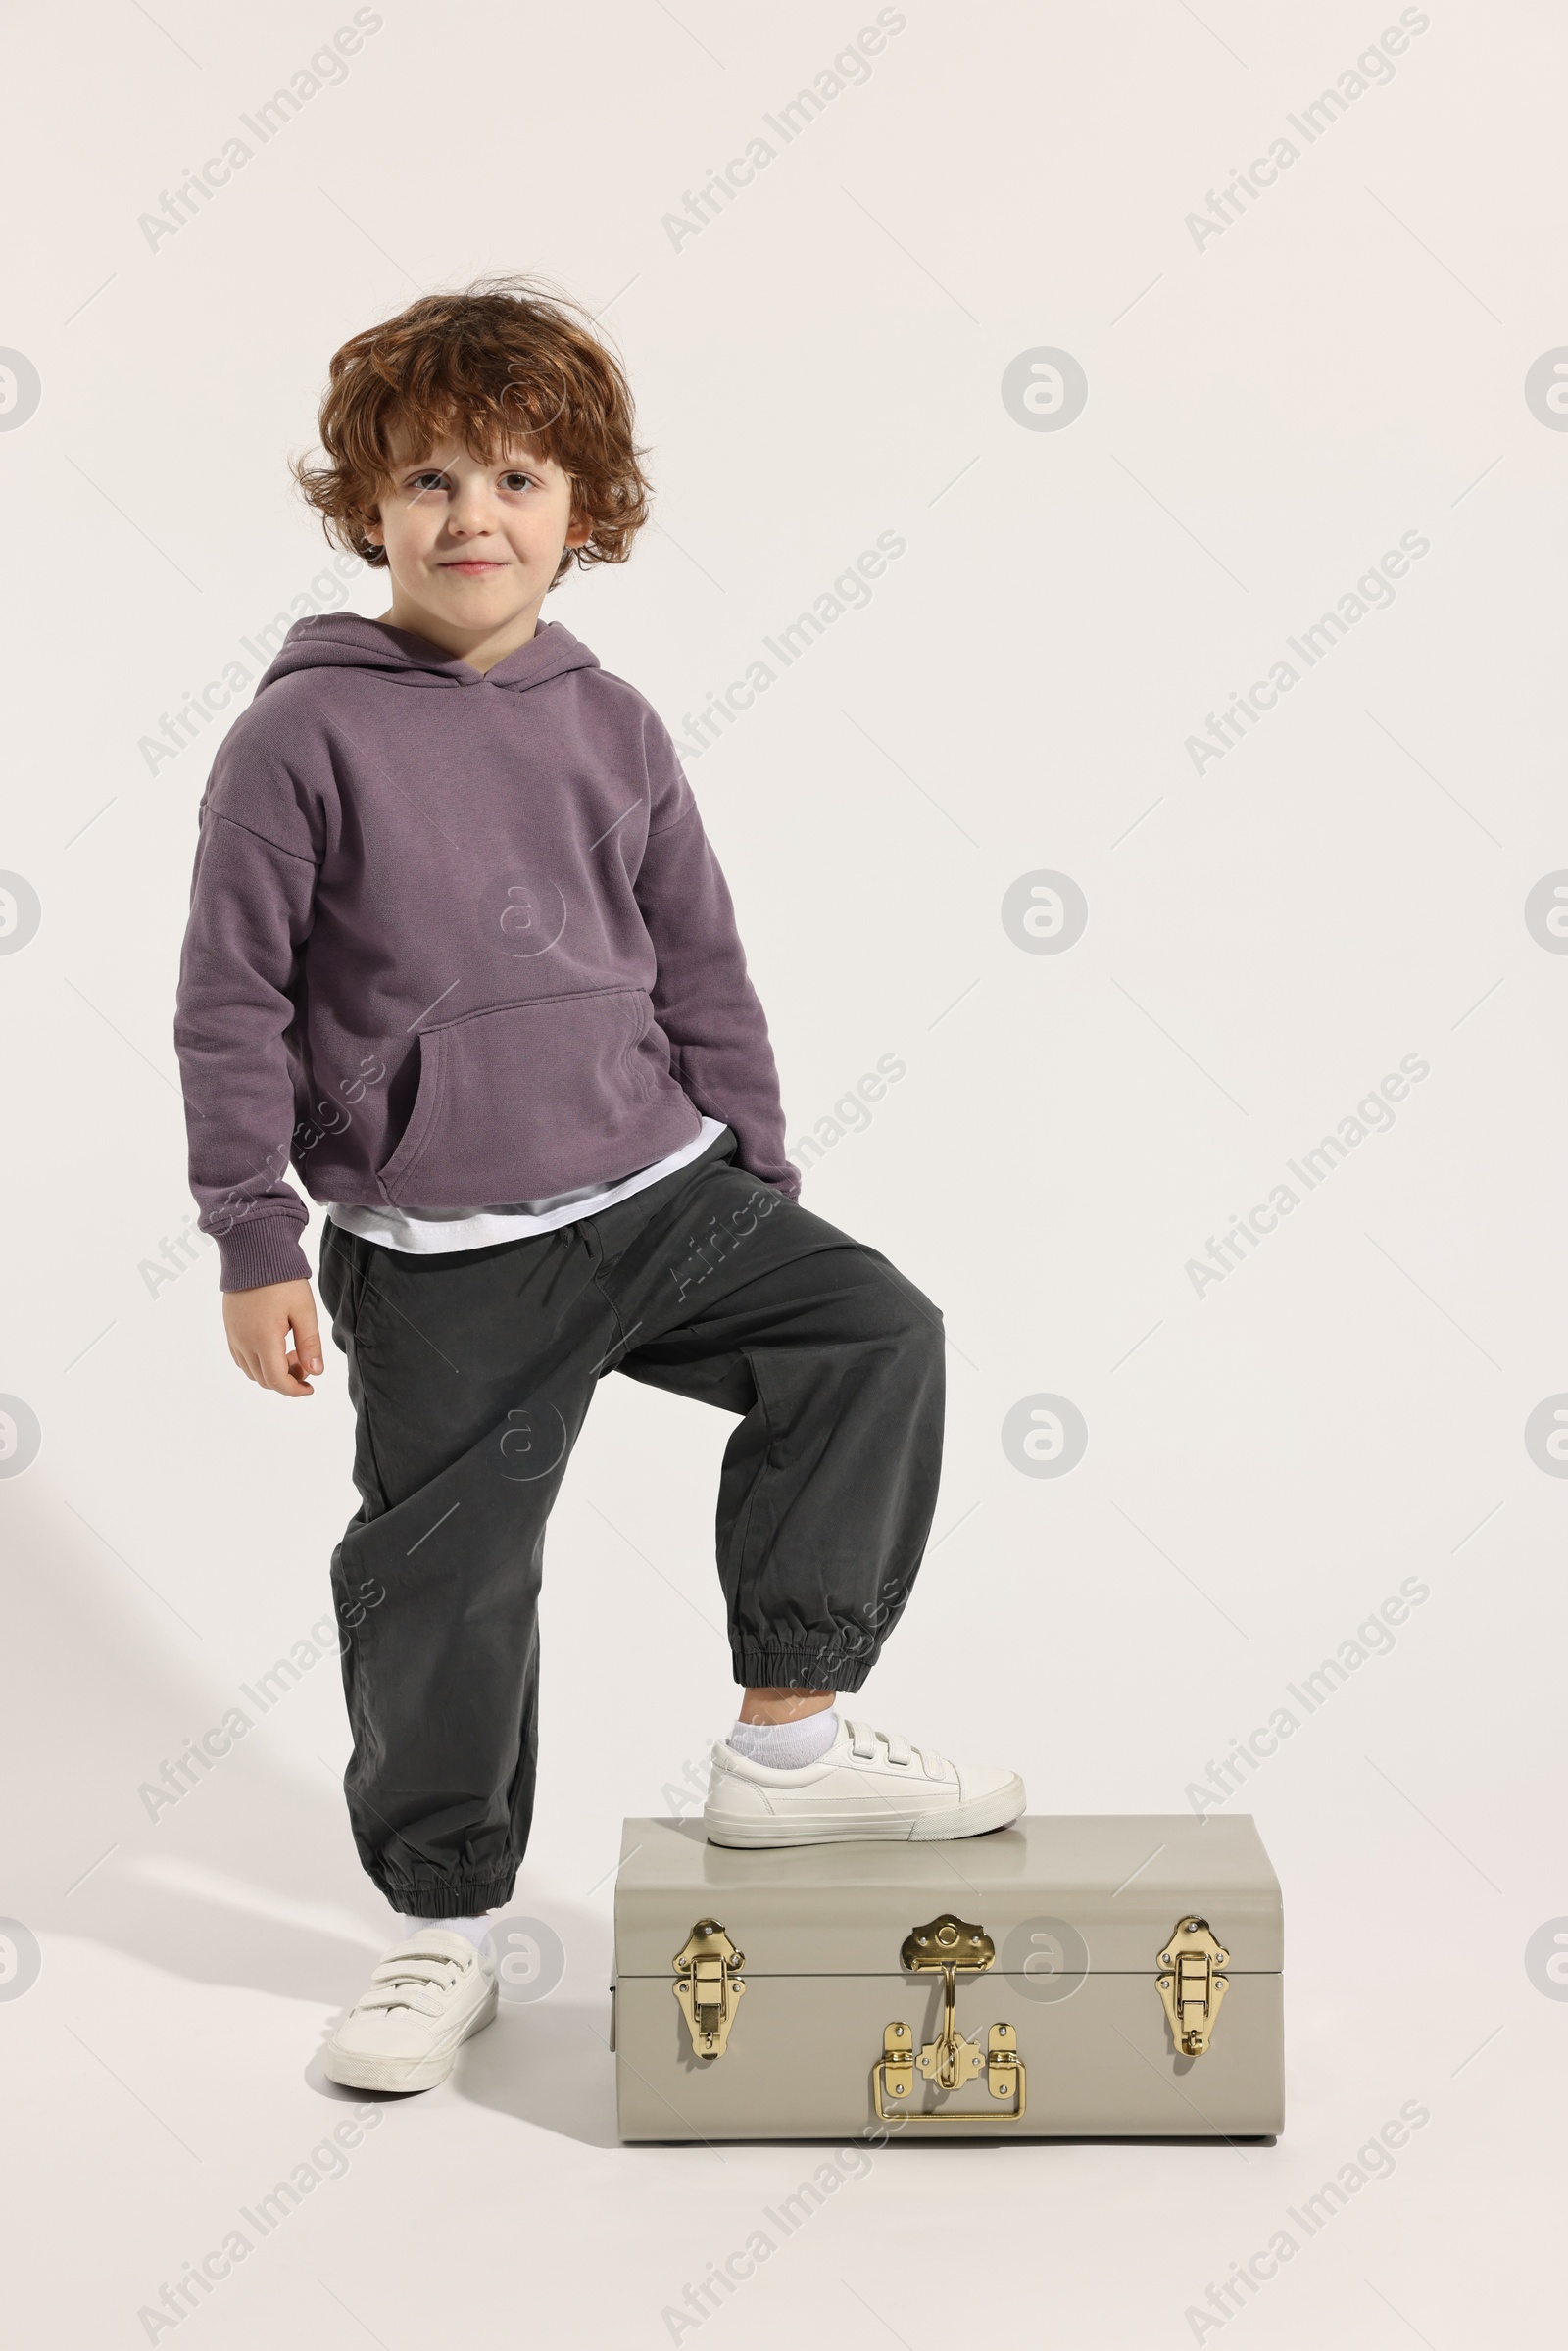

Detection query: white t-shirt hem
(324, 1115), (730, 1255)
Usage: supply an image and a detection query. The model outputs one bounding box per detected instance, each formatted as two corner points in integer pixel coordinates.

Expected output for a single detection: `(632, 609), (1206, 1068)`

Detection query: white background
(1, 1), (1563, 2342)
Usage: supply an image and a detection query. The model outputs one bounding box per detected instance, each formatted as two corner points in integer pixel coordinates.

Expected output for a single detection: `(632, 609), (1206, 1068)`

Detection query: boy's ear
(564, 508), (593, 550)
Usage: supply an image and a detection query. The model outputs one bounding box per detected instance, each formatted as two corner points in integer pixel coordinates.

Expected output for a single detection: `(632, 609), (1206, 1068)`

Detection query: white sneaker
(323, 1928), (498, 2092)
(704, 1715), (1025, 1848)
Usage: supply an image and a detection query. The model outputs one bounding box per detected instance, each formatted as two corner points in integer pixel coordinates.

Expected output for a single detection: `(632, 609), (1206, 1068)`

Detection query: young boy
(173, 279), (1023, 2093)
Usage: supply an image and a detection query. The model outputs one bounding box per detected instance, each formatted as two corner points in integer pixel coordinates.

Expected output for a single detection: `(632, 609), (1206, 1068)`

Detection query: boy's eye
(405, 470), (536, 493)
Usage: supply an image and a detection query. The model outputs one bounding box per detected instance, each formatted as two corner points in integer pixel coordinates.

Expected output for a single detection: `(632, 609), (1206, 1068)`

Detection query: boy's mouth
(440, 559), (508, 576)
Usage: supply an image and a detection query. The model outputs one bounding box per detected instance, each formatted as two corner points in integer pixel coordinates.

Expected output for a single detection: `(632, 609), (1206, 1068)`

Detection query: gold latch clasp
(1156, 1916), (1229, 2055)
(879, 2019), (914, 2104)
(672, 1918), (746, 2059)
(986, 2022), (1022, 2103)
(874, 1913), (1026, 2120)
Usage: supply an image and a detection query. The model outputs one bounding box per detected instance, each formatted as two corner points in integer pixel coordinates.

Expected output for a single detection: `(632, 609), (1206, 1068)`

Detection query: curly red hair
(291, 275), (652, 583)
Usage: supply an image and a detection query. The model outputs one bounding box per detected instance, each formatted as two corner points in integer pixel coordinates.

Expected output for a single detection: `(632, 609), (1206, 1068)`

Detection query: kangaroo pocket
(375, 988), (697, 1209)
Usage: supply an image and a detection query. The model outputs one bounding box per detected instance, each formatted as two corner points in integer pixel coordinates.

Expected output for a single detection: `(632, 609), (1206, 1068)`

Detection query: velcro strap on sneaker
(357, 1982), (448, 2017)
(356, 1947), (470, 2013)
(846, 1720), (941, 1776)
(372, 1951), (467, 1984)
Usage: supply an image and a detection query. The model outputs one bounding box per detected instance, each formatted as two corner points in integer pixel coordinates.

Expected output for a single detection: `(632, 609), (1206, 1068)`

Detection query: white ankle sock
(402, 1913), (495, 1953)
(726, 1708), (839, 1770)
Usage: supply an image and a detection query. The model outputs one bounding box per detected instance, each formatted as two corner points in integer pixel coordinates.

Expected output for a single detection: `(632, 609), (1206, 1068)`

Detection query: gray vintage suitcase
(612, 1813), (1283, 2140)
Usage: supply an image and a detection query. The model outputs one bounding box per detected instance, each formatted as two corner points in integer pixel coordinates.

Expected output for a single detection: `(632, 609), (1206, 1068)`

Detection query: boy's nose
(449, 491), (498, 534)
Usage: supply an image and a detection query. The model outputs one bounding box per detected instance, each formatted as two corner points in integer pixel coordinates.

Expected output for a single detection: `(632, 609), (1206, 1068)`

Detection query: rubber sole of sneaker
(703, 1775), (1026, 1849)
(322, 1976), (499, 2093)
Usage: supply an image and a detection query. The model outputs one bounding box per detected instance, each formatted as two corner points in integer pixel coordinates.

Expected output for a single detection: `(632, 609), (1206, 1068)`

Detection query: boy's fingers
(221, 1281), (320, 1396)
(292, 1296), (324, 1377)
(259, 1327), (301, 1396)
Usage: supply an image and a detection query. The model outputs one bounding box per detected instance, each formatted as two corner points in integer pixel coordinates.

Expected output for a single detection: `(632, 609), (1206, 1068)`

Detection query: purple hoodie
(173, 614), (799, 1291)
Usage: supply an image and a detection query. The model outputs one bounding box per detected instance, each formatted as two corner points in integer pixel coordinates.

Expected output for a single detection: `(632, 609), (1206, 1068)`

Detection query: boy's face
(365, 427), (590, 655)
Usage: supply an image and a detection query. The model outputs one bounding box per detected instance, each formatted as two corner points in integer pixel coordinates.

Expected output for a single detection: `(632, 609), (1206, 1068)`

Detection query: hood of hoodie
(255, 612), (602, 696)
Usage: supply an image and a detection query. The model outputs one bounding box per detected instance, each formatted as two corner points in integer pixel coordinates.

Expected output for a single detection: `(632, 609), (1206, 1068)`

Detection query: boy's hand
(222, 1278), (325, 1397)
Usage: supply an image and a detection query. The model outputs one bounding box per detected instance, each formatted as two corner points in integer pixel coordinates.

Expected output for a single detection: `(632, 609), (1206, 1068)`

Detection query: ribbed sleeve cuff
(217, 1214), (314, 1293)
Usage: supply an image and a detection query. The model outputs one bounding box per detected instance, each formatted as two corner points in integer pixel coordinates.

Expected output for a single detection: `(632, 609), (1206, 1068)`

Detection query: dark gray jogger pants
(318, 1123), (946, 1918)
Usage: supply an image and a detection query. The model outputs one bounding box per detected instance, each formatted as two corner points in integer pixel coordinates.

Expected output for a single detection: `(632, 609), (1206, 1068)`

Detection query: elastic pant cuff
(732, 1644), (873, 1696)
(380, 1880), (516, 1919)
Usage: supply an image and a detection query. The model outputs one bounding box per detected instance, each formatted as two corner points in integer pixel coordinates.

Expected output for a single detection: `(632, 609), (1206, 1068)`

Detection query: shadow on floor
(455, 1998), (620, 2145)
